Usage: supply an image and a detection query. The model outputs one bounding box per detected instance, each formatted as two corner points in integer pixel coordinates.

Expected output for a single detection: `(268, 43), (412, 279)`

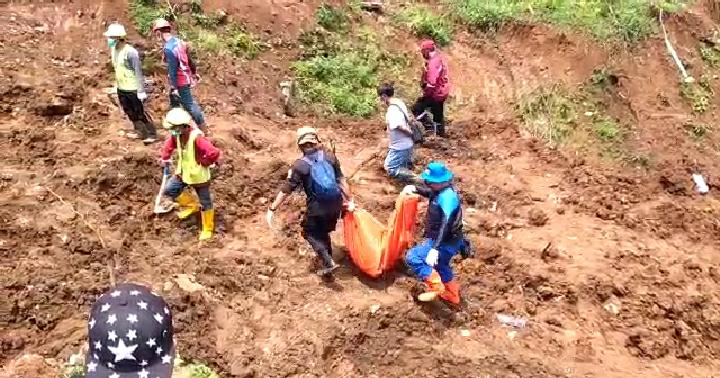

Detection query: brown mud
(1, 1), (720, 377)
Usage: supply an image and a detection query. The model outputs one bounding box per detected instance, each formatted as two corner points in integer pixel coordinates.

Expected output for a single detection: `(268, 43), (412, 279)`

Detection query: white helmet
(163, 108), (193, 129)
(103, 23), (127, 38)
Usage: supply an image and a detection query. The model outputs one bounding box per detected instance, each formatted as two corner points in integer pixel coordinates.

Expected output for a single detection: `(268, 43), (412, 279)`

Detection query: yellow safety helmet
(163, 108), (192, 129)
(296, 127), (319, 145)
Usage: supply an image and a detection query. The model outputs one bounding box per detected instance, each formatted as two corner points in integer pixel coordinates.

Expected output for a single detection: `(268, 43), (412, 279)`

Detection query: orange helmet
(151, 18), (172, 33)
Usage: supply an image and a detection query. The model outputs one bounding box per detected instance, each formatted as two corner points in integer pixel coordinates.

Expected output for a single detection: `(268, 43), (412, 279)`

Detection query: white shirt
(385, 98), (414, 151)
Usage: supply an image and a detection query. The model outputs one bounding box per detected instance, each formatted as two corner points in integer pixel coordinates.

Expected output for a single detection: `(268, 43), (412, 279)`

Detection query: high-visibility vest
(175, 128), (211, 185)
(111, 44), (139, 91)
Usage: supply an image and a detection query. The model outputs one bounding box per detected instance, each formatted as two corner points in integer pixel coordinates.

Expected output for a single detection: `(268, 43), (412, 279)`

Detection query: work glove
(265, 209), (274, 229)
(160, 159), (172, 167)
(137, 92), (148, 101)
(401, 185), (417, 195)
(346, 199), (356, 212)
(171, 89), (180, 97)
(425, 248), (439, 267)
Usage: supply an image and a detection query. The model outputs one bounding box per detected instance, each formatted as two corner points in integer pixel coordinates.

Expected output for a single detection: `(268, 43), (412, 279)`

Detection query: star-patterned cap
(85, 283), (175, 378)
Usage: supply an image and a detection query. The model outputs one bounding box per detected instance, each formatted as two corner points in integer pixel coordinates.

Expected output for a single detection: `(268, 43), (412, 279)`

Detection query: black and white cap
(85, 283), (175, 378)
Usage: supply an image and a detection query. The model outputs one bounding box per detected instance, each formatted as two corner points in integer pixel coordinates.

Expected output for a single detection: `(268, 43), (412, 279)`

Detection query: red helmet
(151, 18), (172, 33)
(420, 39), (436, 51)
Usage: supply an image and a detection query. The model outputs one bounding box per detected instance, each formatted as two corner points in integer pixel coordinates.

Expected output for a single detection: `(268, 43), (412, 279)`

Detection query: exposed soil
(2, 1), (720, 378)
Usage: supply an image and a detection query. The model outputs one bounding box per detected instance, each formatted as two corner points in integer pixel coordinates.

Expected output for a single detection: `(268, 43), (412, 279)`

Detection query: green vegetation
(293, 23), (412, 117)
(518, 68), (630, 158)
(680, 77), (713, 114)
(446, 0), (690, 41)
(129, 0), (169, 35)
(396, 5), (453, 46)
(518, 86), (576, 145)
(63, 365), (85, 378)
(316, 3), (350, 32)
(129, 0), (264, 58)
(184, 363), (220, 378)
(700, 44), (720, 68)
(594, 117), (622, 142)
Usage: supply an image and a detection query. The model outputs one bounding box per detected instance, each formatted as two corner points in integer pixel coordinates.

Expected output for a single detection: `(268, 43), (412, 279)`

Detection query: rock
(174, 274), (206, 293)
(528, 208), (549, 227)
(602, 296), (621, 315)
(370, 304), (381, 314)
(35, 99), (73, 116)
(460, 329), (470, 337)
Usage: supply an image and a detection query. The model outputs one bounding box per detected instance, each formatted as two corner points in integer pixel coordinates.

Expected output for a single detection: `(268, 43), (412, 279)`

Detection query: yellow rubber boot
(176, 190), (200, 220)
(199, 209), (215, 241)
(417, 270), (445, 302)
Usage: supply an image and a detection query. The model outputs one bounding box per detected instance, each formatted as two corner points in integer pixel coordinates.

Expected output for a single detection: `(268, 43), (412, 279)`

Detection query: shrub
(316, 3), (349, 32)
(396, 6), (453, 46)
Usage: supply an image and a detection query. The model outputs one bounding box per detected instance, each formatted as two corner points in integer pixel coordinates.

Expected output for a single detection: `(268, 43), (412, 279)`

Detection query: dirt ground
(1, 1), (720, 377)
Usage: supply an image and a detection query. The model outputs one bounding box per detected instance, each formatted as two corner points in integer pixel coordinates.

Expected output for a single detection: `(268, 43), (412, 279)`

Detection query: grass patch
(129, 0), (263, 59)
(129, 0), (168, 35)
(594, 117), (622, 142)
(518, 75), (629, 154)
(518, 85), (576, 145)
(395, 5), (453, 46)
(680, 77), (714, 114)
(316, 3), (350, 32)
(226, 27), (265, 58)
(446, 0), (690, 41)
(684, 122), (712, 139)
(293, 25), (411, 118)
(183, 363), (220, 378)
(700, 43), (720, 68)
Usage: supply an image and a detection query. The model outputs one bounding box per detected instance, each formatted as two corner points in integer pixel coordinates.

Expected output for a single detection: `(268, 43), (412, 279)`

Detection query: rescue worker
(403, 162), (471, 304)
(266, 127), (354, 276)
(159, 108), (220, 241)
(103, 23), (157, 144)
(151, 19), (208, 132)
(412, 39), (450, 138)
(378, 83), (415, 182)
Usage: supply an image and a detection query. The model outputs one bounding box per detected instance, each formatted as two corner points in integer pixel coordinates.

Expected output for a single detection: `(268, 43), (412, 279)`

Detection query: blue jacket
(419, 185), (463, 248)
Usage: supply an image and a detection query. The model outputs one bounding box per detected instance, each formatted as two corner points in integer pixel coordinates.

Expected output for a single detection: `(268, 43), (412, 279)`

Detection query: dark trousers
(117, 89), (157, 138)
(412, 95), (446, 136)
(302, 212), (340, 269)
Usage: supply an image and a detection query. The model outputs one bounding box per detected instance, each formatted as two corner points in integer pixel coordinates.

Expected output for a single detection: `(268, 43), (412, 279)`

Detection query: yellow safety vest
(175, 128), (211, 185)
(111, 44), (139, 91)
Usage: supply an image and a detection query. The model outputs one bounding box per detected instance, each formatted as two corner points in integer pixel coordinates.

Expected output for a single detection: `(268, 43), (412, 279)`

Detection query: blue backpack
(302, 151), (342, 201)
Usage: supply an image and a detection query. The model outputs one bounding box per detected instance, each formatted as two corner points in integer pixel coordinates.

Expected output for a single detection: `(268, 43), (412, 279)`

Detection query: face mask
(171, 129), (181, 136)
(107, 39), (118, 49)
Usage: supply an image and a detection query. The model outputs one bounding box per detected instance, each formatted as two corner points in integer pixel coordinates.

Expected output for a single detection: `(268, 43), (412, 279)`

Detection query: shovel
(153, 164), (174, 214)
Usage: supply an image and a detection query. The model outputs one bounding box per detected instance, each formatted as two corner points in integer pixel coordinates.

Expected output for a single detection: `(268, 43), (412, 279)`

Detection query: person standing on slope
(104, 23), (157, 144)
(151, 19), (208, 132)
(378, 83), (416, 183)
(266, 127), (354, 276)
(159, 108), (220, 241)
(413, 39), (450, 138)
(403, 162), (472, 304)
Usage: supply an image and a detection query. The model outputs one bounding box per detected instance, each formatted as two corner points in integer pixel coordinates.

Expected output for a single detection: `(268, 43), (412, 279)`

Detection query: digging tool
(153, 164), (174, 214)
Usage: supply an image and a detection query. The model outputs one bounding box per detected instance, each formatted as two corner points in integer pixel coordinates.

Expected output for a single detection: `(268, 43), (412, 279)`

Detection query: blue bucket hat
(420, 161), (453, 184)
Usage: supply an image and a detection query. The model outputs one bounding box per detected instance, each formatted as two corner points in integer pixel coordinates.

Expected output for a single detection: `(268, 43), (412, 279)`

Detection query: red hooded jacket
(160, 131), (220, 167)
(422, 52), (450, 102)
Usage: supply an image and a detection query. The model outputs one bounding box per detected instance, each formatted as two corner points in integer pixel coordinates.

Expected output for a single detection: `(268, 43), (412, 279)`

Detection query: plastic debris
(496, 313), (527, 328)
(692, 174), (709, 194)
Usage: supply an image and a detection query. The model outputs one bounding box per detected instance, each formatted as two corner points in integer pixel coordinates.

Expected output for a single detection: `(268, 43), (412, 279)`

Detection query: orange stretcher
(343, 193), (420, 277)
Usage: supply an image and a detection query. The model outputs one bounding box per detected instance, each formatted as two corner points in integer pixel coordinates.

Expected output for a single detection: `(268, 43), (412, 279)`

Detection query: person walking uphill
(413, 39), (450, 138)
(378, 83), (416, 182)
(104, 23), (157, 144)
(152, 19), (208, 132)
(266, 127), (354, 276)
(159, 108), (220, 241)
(403, 162), (472, 304)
